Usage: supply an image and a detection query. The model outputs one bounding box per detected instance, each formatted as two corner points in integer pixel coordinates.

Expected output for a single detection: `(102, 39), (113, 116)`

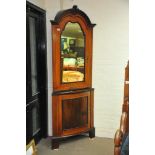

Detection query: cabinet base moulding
(51, 127), (95, 150)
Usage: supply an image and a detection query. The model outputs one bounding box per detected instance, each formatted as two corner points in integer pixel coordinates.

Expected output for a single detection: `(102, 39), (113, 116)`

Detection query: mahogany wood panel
(124, 83), (129, 99)
(62, 97), (88, 130)
(124, 61), (129, 102)
(125, 61), (129, 81)
(52, 95), (61, 136)
(52, 89), (93, 137)
(59, 91), (90, 136)
(90, 89), (94, 128)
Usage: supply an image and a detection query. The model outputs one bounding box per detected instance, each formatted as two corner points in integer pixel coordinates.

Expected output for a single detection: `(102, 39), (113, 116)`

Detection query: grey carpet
(37, 135), (114, 155)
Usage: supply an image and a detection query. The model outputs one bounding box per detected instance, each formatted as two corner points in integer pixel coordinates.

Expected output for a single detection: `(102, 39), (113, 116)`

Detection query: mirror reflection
(61, 22), (85, 83)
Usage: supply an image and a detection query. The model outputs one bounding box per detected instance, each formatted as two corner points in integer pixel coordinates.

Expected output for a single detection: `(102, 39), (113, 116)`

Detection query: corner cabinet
(51, 6), (96, 149)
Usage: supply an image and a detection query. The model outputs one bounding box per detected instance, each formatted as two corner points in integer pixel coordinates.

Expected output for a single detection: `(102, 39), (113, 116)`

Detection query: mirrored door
(61, 22), (85, 83)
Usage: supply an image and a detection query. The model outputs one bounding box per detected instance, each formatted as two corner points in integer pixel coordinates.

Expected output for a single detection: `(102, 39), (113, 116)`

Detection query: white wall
(44, 0), (61, 136)
(27, 0), (45, 9)
(27, 0), (129, 138)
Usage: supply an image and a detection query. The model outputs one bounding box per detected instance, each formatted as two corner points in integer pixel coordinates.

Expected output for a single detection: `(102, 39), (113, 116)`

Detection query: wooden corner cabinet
(51, 5), (96, 149)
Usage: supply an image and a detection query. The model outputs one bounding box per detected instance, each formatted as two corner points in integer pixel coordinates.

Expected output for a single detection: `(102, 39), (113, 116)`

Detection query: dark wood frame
(26, 1), (47, 144)
(51, 6), (96, 149)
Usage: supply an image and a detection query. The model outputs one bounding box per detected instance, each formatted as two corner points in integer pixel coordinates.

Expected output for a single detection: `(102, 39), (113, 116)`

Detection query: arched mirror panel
(61, 22), (85, 83)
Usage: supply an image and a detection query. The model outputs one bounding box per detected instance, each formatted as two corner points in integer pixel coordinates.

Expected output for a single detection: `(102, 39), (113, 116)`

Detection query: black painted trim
(52, 88), (94, 96)
(50, 5), (96, 28)
(26, 1), (47, 144)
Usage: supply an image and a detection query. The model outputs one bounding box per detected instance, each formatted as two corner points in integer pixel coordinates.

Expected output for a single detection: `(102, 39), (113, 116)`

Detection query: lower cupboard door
(60, 92), (90, 136)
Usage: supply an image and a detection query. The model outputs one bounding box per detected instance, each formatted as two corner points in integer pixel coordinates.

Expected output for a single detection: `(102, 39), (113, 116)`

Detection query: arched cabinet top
(50, 5), (96, 28)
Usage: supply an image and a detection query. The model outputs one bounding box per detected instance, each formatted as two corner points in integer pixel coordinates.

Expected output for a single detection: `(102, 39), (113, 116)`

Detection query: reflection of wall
(76, 38), (84, 47)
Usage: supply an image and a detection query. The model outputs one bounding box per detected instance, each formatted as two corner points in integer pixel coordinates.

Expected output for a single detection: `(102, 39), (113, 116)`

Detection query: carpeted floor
(37, 135), (114, 155)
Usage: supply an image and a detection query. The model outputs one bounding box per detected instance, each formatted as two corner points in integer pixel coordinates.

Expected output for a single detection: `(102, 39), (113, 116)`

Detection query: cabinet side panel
(52, 25), (61, 90)
(90, 89), (94, 128)
(86, 28), (93, 87)
(52, 95), (60, 136)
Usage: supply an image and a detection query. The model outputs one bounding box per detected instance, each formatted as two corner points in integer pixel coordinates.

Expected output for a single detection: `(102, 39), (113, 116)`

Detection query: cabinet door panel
(62, 96), (88, 130)
(55, 91), (91, 136)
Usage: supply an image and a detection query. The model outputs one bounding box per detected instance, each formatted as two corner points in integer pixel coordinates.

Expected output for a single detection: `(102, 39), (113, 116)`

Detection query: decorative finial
(73, 5), (78, 10)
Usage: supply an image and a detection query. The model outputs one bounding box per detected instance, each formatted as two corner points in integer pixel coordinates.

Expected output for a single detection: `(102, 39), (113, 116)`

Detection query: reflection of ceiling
(62, 22), (84, 39)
